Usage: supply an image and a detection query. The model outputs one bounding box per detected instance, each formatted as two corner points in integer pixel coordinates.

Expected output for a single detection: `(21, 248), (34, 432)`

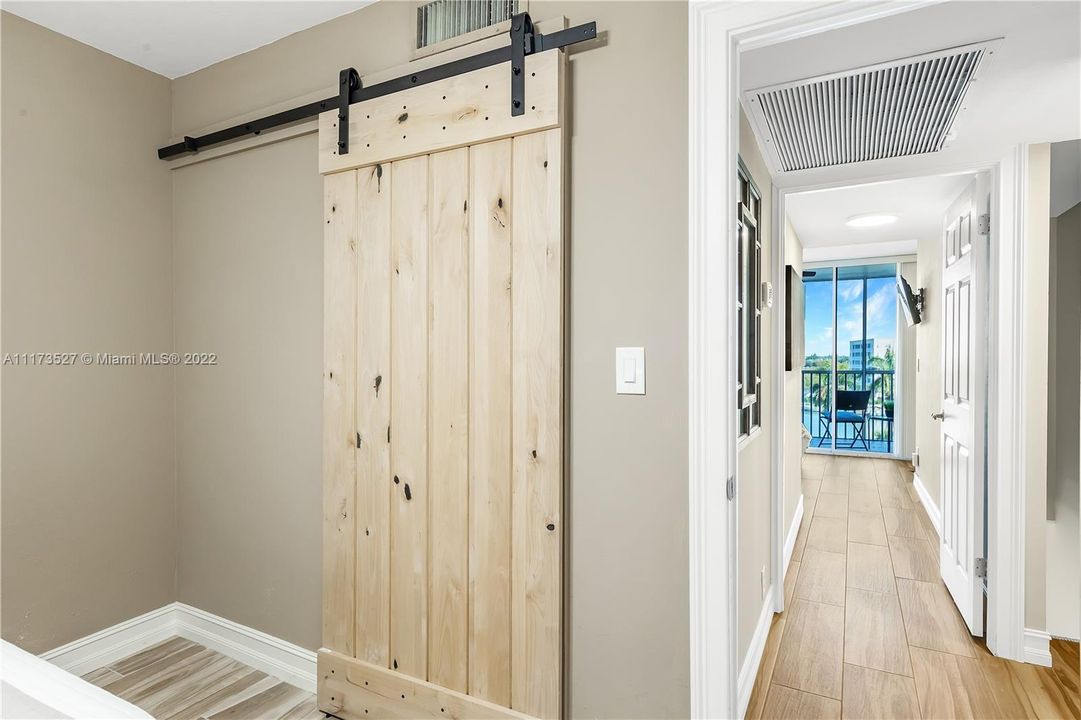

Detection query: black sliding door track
(157, 14), (596, 160)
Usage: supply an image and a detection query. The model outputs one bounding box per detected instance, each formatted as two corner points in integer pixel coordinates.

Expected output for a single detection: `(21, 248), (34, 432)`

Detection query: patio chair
(819, 390), (872, 451)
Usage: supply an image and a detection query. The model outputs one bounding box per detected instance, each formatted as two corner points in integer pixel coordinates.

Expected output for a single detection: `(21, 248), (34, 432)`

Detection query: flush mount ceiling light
(846, 213), (898, 228)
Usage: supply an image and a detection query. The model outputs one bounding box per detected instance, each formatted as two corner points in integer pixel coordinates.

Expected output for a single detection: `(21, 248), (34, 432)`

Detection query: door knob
(931, 411), (945, 420)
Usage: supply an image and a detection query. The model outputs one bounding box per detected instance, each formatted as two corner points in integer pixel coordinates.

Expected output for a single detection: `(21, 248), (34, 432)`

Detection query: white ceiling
(742, 1), (1081, 189)
(2, 1), (374, 79)
(786, 173), (975, 261)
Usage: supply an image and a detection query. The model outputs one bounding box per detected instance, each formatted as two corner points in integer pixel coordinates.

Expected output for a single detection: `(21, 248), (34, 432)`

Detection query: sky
(804, 269), (897, 361)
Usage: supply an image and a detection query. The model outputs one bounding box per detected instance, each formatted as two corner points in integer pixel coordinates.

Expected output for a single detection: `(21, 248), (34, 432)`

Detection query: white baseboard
(912, 472), (942, 537)
(174, 603), (316, 693)
(40, 603), (316, 692)
(1023, 628), (1053, 667)
(39, 605), (177, 678)
(783, 494), (805, 577)
(737, 592), (775, 719)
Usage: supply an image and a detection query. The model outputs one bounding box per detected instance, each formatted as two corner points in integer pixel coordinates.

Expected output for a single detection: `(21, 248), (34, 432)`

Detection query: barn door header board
(320, 44), (565, 720)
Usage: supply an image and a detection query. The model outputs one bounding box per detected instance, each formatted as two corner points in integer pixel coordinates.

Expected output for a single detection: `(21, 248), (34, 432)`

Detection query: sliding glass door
(802, 263), (899, 455)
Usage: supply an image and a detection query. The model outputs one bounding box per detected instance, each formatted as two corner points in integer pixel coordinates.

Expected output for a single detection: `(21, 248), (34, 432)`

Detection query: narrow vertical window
(737, 159), (762, 438)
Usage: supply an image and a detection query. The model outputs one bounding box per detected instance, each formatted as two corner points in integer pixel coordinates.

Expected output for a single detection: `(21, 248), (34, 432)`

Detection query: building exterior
(849, 338), (875, 370)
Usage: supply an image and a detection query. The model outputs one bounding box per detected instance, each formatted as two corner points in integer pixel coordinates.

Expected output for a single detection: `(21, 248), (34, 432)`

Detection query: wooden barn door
(320, 50), (563, 720)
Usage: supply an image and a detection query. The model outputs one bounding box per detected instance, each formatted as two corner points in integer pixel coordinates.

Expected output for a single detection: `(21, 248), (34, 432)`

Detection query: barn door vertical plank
(390, 155), (430, 680)
(510, 128), (563, 719)
(427, 147), (470, 693)
(324, 169), (359, 656)
(356, 162), (393, 666)
(468, 138), (513, 706)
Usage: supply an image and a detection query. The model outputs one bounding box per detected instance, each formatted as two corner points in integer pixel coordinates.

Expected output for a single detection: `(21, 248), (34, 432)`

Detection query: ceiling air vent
(745, 41), (997, 172)
(416, 0), (520, 52)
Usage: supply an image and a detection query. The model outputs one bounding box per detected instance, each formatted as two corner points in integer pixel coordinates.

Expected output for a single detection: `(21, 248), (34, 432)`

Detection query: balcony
(801, 369), (896, 454)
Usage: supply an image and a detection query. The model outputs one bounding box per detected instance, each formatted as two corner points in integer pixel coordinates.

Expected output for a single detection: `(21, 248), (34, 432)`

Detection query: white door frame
(689, 2), (1030, 716)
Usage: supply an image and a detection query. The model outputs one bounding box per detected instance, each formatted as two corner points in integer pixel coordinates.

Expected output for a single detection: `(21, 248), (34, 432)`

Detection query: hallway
(747, 456), (1080, 719)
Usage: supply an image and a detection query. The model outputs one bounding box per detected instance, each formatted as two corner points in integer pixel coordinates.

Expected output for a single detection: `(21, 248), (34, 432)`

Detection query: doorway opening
(778, 167), (994, 631)
(690, 2), (1078, 716)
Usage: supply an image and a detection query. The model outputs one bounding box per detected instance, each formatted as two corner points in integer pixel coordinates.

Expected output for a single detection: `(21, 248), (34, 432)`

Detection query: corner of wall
(1, 13), (178, 653)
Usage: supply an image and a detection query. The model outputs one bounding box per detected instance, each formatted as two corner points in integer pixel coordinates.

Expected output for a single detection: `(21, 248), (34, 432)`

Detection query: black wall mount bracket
(338, 68), (360, 155)
(509, 13), (533, 117)
(157, 13), (597, 160)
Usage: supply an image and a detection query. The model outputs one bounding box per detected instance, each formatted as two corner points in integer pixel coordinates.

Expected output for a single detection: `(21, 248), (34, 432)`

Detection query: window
(737, 158), (762, 438)
(801, 263), (900, 454)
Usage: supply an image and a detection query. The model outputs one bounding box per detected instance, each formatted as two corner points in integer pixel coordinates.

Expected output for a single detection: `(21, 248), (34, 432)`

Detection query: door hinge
(975, 557), (987, 578)
(977, 213), (991, 236)
(726, 476), (736, 501)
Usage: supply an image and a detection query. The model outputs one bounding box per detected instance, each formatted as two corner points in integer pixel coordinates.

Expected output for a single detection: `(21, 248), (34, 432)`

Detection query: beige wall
(899, 262), (917, 460)
(736, 108), (774, 666)
(170, 3), (690, 716)
(1, 13), (176, 653)
(1025, 143), (1050, 631)
(1047, 199), (1080, 639)
(783, 220), (804, 540)
(172, 136), (324, 651)
(915, 232), (943, 502)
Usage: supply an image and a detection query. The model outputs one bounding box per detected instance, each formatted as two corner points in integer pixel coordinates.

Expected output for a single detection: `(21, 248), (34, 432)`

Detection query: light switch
(616, 347), (645, 395)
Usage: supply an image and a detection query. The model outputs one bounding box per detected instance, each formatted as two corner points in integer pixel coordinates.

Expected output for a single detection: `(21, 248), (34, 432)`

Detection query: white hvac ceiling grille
(746, 42), (996, 172)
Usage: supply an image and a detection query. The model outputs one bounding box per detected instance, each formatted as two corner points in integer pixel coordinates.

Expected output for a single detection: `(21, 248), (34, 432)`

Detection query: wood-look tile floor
(82, 637), (322, 720)
(747, 456), (1081, 720)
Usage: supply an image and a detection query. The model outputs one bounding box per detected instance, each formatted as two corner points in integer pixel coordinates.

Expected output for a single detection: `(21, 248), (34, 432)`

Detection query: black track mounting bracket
(510, 13), (534, 117)
(338, 68), (360, 155)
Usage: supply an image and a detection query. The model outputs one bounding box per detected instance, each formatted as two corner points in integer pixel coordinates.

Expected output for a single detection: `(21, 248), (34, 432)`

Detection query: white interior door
(937, 176), (988, 636)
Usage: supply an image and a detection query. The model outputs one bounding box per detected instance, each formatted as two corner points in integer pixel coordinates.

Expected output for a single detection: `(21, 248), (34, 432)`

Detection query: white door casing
(938, 176), (989, 637)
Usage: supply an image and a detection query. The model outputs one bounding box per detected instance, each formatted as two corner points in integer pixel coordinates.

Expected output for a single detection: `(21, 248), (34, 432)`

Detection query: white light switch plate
(615, 347), (645, 395)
